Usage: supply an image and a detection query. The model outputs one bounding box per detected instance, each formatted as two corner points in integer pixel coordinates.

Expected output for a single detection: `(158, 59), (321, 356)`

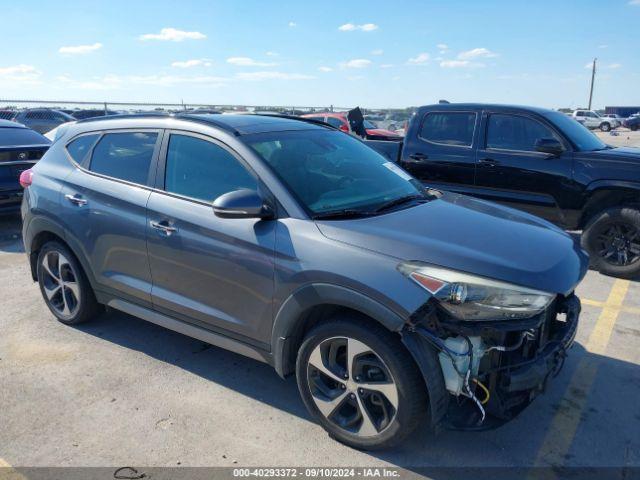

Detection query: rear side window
(420, 112), (476, 146)
(89, 132), (157, 184)
(164, 134), (257, 203)
(66, 134), (100, 164)
(486, 114), (558, 152)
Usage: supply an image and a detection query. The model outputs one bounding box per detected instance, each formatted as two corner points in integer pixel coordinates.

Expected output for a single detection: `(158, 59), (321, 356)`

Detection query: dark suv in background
(12, 108), (76, 134)
(21, 113), (587, 449)
(367, 104), (640, 278)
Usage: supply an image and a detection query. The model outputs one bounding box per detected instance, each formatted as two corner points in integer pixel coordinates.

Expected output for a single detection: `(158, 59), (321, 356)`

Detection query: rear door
(473, 111), (573, 225)
(59, 130), (161, 306)
(400, 110), (478, 193)
(146, 131), (276, 344)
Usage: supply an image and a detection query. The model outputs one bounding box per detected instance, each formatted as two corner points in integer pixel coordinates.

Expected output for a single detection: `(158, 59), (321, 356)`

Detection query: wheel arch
(26, 217), (96, 288)
(579, 182), (640, 229)
(271, 283), (407, 378)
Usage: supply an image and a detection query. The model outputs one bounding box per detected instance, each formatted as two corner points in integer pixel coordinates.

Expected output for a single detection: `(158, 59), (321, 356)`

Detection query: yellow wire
(472, 378), (490, 405)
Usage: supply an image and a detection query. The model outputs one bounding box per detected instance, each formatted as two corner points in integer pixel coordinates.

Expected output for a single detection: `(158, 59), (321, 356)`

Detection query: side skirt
(107, 298), (271, 365)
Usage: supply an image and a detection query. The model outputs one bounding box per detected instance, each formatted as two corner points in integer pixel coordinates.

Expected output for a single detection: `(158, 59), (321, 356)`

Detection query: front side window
(164, 134), (257, 203)
(486, 114), (558, 152)
(246, 129), (424, 216)
(89, 132), (157, 184)
(66, 134), (100, 164)
(419, 112), (476, 147)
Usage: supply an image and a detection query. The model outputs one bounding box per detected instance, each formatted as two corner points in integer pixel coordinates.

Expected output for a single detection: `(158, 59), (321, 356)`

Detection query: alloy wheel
(306, 337), (399, 437)
(595, 222), (640, 266)
(41, 251), (81, 318)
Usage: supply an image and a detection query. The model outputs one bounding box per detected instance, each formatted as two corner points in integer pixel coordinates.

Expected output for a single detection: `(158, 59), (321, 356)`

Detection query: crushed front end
(397, 262), (583, 430)
(407, 293), (580, 429)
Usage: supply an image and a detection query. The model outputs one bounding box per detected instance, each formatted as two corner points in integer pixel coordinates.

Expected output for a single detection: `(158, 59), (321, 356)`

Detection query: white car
(572, 110), (615, 131)
(601, 114), (624, 128)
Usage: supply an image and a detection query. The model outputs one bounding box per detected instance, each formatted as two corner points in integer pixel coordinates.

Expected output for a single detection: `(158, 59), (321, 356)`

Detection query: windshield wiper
(312, 209), (374, 220)
(373, 194), (428, 213)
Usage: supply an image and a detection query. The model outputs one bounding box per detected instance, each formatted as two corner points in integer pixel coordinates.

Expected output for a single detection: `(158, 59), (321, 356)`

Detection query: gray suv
(21, 113), (588, 449)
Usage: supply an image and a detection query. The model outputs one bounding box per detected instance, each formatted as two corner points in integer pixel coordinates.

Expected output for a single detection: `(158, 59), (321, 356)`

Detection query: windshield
(0, 127), (50, 147)
(543, 111), (607, 151)
(246, 129), (424, 216)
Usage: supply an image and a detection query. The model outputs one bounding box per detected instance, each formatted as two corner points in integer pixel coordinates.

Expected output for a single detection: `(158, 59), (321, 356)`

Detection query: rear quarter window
(66, 134), (100, 164)
(419, 112), (476, 147)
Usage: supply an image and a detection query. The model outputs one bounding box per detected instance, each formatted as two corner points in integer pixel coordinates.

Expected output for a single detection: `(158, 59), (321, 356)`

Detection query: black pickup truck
(366, 103), (640, 278)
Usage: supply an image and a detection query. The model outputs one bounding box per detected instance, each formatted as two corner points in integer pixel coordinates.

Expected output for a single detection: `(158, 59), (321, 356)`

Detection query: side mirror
(212, 189), (274, 219)
(535, 138), (564, 156)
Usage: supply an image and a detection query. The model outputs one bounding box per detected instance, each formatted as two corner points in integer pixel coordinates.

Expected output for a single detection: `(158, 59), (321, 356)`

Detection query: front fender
(271, 283), (407, 377)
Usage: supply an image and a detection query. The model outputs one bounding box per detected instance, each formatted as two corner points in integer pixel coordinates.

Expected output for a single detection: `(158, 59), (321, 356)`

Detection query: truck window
(419, 112), (476, 147)
(486, 114), (558, 152)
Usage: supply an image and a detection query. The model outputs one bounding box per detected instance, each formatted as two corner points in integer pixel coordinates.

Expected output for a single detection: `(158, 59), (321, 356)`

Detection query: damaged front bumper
(402, 293), (581, 431)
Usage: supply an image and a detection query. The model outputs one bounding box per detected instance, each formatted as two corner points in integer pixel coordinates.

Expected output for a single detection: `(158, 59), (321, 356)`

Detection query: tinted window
(165, 134), (257, 202)
(325, 117), (343, 128)
(420, 112), (476, 146)
(66, 134), (100, 163)
(25, 111), (40, 119)
(543, 111), (606, 151)
(90, 132), (157, 184)
(487, 114), (558, 152)
(0, 127), (50, 147)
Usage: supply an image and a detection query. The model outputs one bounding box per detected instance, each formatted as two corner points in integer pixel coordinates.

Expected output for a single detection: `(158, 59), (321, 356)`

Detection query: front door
(146, 131), (276, 345)
(474, 111), (574, 225)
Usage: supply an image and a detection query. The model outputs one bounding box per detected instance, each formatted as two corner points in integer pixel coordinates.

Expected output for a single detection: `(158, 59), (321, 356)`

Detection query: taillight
(19, 169), (33, 188)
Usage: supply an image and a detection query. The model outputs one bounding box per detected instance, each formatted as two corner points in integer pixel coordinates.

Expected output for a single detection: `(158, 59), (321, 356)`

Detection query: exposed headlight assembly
(399, 262), (555, 321)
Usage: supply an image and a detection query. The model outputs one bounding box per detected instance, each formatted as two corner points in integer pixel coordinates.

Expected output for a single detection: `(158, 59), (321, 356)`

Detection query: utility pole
(588, 58), (597, 110)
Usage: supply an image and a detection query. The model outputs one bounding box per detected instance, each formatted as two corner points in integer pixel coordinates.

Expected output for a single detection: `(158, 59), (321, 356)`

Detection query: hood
(586, 147), (640, 163)
(316, 193), (588, 295)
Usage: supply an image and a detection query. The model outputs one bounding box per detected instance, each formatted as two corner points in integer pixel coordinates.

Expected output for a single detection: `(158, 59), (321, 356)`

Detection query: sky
(1, 0), (639, 109)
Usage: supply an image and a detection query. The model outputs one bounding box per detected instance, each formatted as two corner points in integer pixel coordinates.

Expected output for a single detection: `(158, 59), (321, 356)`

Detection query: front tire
(37, 241), (102, 325)
(581, 206), (640, 278)
(600, 122), (611, 132)
(296, 316), (427, 450)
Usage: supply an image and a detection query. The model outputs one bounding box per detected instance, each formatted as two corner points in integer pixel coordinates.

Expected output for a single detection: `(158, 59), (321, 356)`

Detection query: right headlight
(398, 262), (555, 321)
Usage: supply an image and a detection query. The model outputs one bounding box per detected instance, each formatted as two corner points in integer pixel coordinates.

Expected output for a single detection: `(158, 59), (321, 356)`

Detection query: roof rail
(249, 113), (339, 131)
(75, 112), (171, 124)
(75, 112), (242, 136)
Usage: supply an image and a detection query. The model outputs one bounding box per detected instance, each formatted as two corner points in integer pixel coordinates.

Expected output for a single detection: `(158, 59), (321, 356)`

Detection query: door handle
(64, 194), (88, 206)
(479, 158), (500, 167)
(408, 153), (429, 162)
(150, 220), (177, 236)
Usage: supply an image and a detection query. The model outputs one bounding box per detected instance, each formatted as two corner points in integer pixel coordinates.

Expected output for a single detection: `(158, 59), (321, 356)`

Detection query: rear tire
(37, 241), (102, 325)
(296, 315), (427, 450)
(630, 125), (638, 132)
(581, 206), (640, 279)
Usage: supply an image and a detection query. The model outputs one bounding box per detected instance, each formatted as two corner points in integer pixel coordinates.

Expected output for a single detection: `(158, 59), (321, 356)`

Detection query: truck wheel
(582, 207), (640, 278)
(37, 241), (102, 325)
(600, 122), (611, 132)
(296, 316), (427, 450)
(631, 125), (638, 132)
